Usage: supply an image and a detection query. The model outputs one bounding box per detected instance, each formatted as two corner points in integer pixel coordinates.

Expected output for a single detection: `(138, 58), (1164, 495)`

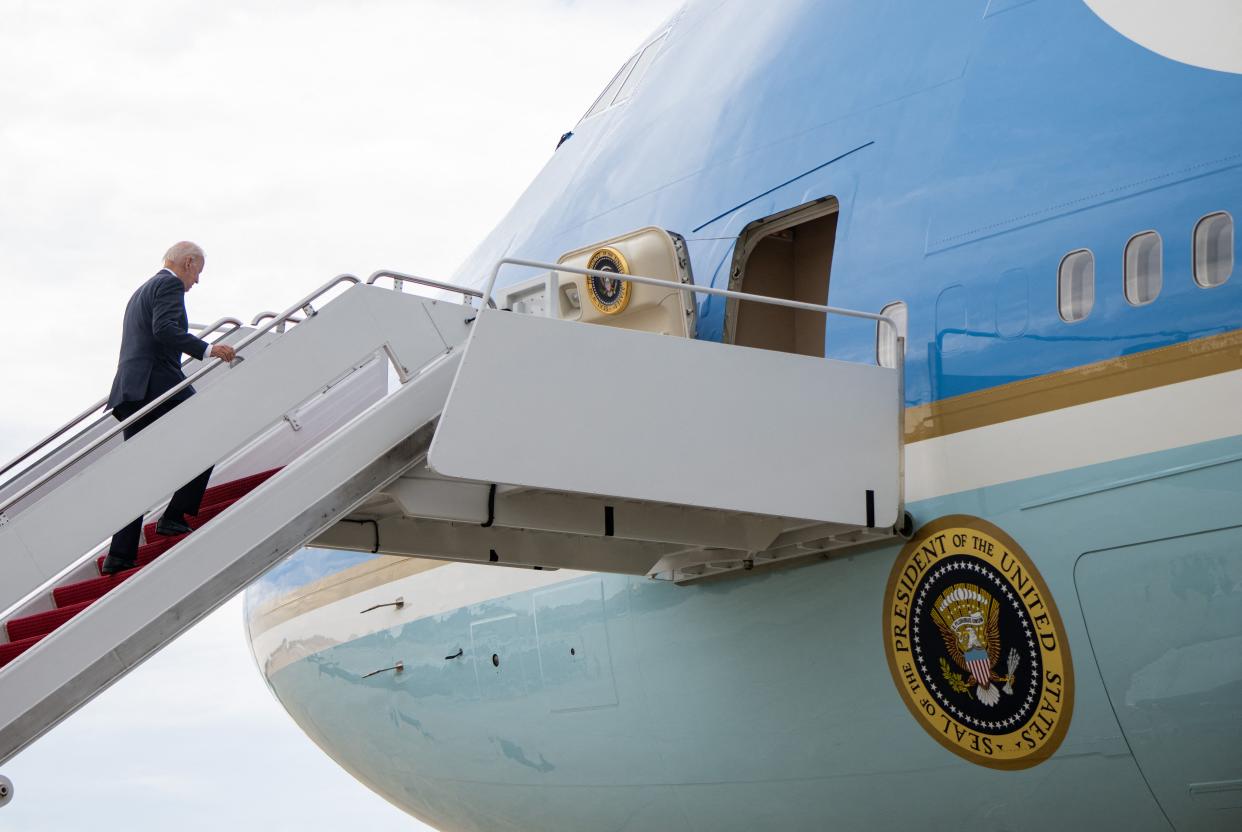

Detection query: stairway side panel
(430, 310), (899, 525)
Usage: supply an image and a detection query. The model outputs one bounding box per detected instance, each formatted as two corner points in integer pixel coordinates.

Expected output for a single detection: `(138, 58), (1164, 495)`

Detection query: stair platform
(320, 295), (907, 584)
(431, 308), (900, 527)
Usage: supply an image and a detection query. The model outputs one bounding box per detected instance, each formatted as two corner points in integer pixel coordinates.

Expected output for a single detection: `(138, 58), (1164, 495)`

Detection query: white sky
(0, 1), (679, 828)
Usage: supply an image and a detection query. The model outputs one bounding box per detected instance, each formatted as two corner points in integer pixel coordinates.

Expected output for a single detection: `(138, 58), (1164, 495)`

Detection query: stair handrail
(366, 270), (487, 303)
(0, 277), (360, 519)
(483, 257), (907, 524)
(250, 311), (306, 332)
(192, 320), (245, 337)
(483, 257), (901, 344)
(195, 317), (247, 340)
(0, 317), (245, 487)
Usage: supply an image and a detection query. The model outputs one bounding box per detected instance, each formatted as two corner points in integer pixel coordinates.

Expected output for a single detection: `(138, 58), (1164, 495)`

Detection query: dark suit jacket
(106, 270), (210, 411)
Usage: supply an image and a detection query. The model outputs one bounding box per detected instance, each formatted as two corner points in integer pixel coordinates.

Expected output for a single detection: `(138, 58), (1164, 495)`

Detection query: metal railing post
(544, 270), (560, 318)
(895, 336), (906, 529)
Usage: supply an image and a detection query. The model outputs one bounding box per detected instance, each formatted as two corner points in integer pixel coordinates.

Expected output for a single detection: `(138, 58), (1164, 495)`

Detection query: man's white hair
(163, 241), (204, 265)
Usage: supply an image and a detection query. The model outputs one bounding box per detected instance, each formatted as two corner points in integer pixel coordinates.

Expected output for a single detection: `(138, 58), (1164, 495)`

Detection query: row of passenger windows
(873, 210), (1234, 366)
(1058, 211), (1234, 322)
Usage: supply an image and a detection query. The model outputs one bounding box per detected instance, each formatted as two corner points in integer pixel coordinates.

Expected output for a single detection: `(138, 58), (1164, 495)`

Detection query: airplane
(1, 1), (1239, 830)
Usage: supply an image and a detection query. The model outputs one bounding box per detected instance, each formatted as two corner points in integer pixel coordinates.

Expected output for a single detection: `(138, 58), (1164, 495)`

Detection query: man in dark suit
(102, 242), (236, 575)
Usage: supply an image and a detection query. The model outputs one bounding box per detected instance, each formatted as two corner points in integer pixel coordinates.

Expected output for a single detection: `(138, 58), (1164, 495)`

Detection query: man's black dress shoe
(100, 556), (137, 575)
(155, 516), (193, 537)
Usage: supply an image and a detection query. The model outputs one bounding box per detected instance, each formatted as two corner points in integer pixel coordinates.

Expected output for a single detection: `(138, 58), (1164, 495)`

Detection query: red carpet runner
(0, 468), (280, 670)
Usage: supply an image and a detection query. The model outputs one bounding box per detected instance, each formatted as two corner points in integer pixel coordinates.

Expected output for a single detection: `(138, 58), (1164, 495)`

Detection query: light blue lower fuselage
(251, 429), (1242, 831)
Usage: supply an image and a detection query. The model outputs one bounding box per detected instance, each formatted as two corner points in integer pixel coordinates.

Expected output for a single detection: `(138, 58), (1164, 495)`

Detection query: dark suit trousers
(107, 396), (213, 560)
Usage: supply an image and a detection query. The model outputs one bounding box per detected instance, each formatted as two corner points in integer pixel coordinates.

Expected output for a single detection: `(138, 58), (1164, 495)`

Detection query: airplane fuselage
(246, 2), (1242, 829)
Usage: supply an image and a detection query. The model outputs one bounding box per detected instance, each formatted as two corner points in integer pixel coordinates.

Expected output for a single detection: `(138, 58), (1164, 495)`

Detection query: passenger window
(1124, 231), (1162, 305)
(1058, 249), (1095, 322)
(877, 301), (908, 369)
(1194, 212), (1233, 288)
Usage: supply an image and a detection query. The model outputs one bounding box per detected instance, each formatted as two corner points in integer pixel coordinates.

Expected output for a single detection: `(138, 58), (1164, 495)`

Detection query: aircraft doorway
(724, 199), (838, 357)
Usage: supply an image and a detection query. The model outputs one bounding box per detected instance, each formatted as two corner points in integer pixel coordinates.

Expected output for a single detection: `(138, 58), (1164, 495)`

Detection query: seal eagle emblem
(930, 582), (1020, 706)
(585, 247), (632, 315)
(882, 515), (1073, 770)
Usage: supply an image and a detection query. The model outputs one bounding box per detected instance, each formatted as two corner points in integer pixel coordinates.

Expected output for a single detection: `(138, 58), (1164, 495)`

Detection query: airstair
(0, 253), (907, 769)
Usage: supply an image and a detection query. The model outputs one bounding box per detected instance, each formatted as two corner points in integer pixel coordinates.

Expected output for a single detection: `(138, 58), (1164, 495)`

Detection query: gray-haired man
(102, 242), (235, 574)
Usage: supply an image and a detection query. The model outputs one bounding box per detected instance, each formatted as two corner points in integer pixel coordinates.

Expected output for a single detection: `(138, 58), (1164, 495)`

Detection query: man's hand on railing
(210, 344), (237, 363)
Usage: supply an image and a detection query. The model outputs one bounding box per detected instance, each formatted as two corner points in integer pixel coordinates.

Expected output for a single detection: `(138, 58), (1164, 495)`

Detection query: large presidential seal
(882, 515), (1073, 770)
(585, 247), (632, 315)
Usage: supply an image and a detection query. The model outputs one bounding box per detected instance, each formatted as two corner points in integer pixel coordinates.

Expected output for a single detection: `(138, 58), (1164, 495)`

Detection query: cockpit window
(613, 32), (667, 105)
(582, 54), (639, 121)
(580, 31), (669, 122)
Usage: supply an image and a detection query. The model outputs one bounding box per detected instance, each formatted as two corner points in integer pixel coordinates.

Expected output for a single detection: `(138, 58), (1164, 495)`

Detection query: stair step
(1, 469), (283, 667)
(141, 498), (230, 543)
(201, 467), (280, 505)
(141, 467), (279, 541)
(6, 600), (93, 642)
(93, 468), (277, 575)
(0, 635), (44, 670)
(54, 568), (141, 608)
(96, 531), (185, 576)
